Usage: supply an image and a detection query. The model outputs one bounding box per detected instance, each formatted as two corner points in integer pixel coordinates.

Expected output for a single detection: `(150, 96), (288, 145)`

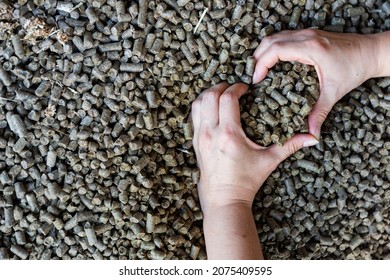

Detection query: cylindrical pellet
(262, 111), (278, 126)
(177, 0), (191, 7)
(119, 63), (144, 72)
(146, 213), (156, 233)
(4, 207), (15, 227)
(145, 90), (160, 108)
(271, 89), (289, 106)
(133, 155), (150, 173)
(286, 91), (306, 104)
(133, 38), (144, 58)
(98, 42), (122, 52)
(85, 6), (99, 23)
(150, 38), (163, 55)
(180, 43), (197, 65)
(203, 59), (219, 82)
(289, 7), (302, 28)
(0, 248), (9, 259)
(13, 137), (28, 154)
(183, 123), (193, 140)
(46, 150), (57, 168)
(14, 231), (27, 245)
(6, 114), (28, 138)
(14, 182), (27, 199)
(196, 38), (210, 61)
(10, 245), (28, 259)
(11, 35), (25, 59)
(235, 64), (245, 77)
(296, 159), (320, 173)
(245, 56), (256, 76)
(138, 0), (147, 28)
(350, 235), (365, 250)
(299, 103), (312, 117)
(258, 0), (270, 11)
(231, 4), (245, 25)
(0, 65), (12, 86)
(48, 182), (61, 199)
(64, 215), (78, 231)
(218, 49), (229, 64)
(35, 80), (51, 97)
(84, 222), (98, 246)
(346, 7), (366, 17)
(116, 1), (130, 22)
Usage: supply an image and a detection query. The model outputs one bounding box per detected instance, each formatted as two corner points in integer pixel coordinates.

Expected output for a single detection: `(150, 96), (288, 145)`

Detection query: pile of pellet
(241, 62), (318, 146)
(0, 0), (389, 260)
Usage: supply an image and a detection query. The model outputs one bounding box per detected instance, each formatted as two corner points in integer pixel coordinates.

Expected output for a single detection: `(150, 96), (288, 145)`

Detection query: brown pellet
(11, 35), (25, 59)
(119, 63), (144, 72)
(203, 59), (219, 82)
(132, 1), (146, 27)
(0, 65), (12, 86)
(180, 43), (197, 65)
(10, 245), (29, 259)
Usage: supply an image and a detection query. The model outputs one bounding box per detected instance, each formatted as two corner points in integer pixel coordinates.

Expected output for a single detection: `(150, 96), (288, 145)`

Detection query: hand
(252, 29), (383, 139)
(191, 82), (318, 212)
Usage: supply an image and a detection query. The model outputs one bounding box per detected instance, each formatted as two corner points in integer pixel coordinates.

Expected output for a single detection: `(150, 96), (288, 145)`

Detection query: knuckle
(220, 91), (235, 103)
(261, 36), (273, 45)
(307, 37), (330, 52)
(191, 99), (201, 110)
(219, 126), (240, 150)
(203, 89), (219, 99)
(220, 125), (235, 137)
(198, 127), (212, 148)
(299, 29), (319, 38)
(271, 41), (285, 51)
(199, 125), (212, 140)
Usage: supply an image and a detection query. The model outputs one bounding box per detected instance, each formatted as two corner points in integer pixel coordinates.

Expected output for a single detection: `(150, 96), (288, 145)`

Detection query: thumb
(268, 134), (319, 164)
(307, 87), (336, 139)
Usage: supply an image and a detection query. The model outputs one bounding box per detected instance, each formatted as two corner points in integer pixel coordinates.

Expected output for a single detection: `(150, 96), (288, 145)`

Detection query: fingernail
(252, 70), (258, 84)
(303, 139), (319, 147)
(309, 127), (321, 141)
(313, 131), (321, 141)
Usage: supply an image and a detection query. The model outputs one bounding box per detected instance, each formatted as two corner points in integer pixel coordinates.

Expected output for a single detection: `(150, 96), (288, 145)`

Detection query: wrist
(202, 200), (263, 260)
(373, 32), (390, 77)
(202, 200), (253, 220)
(199, 183), (256, 214)
(358, 33), (380, 81)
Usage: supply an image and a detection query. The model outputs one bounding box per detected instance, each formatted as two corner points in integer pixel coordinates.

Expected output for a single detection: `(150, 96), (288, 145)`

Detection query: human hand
(191, 82), (318, 212)
(253, 29), (382, 139)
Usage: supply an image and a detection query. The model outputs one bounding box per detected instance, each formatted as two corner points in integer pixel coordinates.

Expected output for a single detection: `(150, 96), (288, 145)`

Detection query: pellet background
(0, 0), (389, 260)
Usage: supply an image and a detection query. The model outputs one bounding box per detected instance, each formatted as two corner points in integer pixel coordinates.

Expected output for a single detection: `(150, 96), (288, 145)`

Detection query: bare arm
(203, 202), (263, 259)
(191, 83), (318, 260)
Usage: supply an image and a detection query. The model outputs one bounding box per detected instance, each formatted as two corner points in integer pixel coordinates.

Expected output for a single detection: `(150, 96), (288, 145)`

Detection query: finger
(253, 30), (308, 60)
(253, 29), (324, 62)
(307, 86), (337, 139)
(200, 82), (230, 127)
(252, 40), (316, 84)
(191, 96), (203, 136)
(219, 83), (249, 126)
(263, 134), (319, 168)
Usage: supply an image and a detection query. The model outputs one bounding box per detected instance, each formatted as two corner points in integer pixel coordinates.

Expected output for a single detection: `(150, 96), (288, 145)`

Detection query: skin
(191, 83), (318, 259)
(191, 30), (390, 260)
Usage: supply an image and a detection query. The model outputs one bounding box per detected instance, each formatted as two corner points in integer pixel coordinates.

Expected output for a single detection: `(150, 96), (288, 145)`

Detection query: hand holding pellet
(191, 82), (318, 210)
(191, 82), (318, 259)
(253, 29), (390, 138)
